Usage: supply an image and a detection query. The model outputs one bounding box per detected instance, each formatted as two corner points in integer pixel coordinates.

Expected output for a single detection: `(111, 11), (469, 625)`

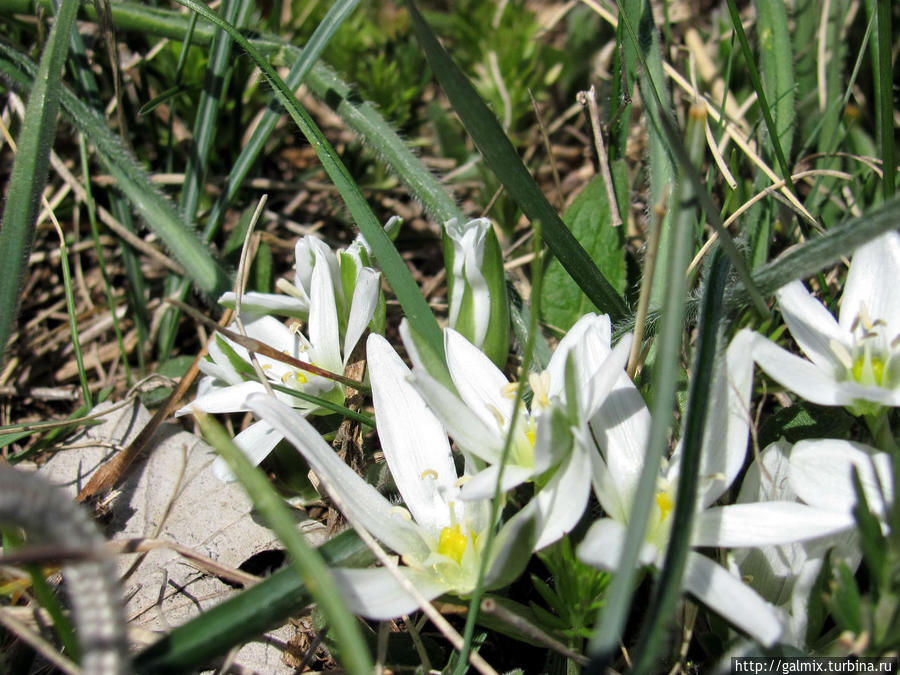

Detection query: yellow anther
(655, 491), (674, 522)
(830, 340), (853, 370)
(437, 524), (468, 564)
(454, 476), (472, 488)
(859, 303), (875, 332)
(421, 469), (439, 481)
(528, 372), (552, 411)
(501, 382), (519, 399)
(488, 405), (506, 429)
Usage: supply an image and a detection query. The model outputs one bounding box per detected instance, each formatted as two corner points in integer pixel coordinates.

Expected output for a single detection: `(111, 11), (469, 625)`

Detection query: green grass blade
(204, 0), (366, 237)
(134, 529), (373, 673)
(406, 0), (628, 322)
(180, 0), (247, 223)
(754, 0), (795, 162)
(617, 195), (900, 340)
(873, 0), (895, 199)
(0, 44), (233, 300)
(618, 0), (677, 309)
(0, 0), (78, 360)
(157, 0), (250, 359)
(631, 248), (730, 673)
(193, 412), (373, 675)
(724, 0), (795, 195)
(589, 105), (706, 666)
(173, 0), (445, 361)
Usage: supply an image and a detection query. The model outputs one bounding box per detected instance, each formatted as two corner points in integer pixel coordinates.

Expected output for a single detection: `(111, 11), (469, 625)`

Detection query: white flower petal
(413, 372), (503, 464)
(587, 435), (629, 523)
(546, 313), (611, 402)
(177, 380), (268, 416)
(367, 334), (461, 535)
(247, 393), (428, 559)
(457, 464), (534, 501)
(737, 440), (795, 504)
(791, 439), (894, 517)
(217, 291), (308, 318)
(445, 328), (513, 434)
(342, 267), (380, 365)
(533, 447), (592, 550)
(589, 372), (650, 498)
(841, 231), (900, 337)
(683, 552), (782, 646)
(694, 502), (855, 548)
(776, 280), (847, 373)
(745, 332), (851, 405)
(329, 566), (448, 620)
(577, 518), (659, 571)
(696, 333), (756, 506)
(212, 420), (283, 481)
(309, 260), (342, 371)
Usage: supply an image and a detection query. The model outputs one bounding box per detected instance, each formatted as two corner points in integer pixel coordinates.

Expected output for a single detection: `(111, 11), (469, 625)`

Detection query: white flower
(218, 219), (395, 326)
(790, 438), (894, 522)
(444, 217), (509, 367)
(177, 257), (379, 480)
(411, 314), (631, 549)
(737, 231), (900, 416)
(245, 333), (536, 619)
(732, 440), (861, 648)
(577, 335), (855, 646)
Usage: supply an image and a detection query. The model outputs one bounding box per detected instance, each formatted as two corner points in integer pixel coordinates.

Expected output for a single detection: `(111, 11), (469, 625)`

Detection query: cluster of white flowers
(184, 219), (897, 649)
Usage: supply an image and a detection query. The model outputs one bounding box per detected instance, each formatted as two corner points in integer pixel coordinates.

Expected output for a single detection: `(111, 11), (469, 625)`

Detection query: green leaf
(830, 561), (863, 635)
(540, 168), (627, 331)
(758, 402), (855, 449)
(0, 0), (78, 359)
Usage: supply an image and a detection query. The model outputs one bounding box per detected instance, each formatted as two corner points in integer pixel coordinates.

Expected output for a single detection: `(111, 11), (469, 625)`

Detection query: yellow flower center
(655, 491), (674, 522)
(851, 354), (886, 386)
(437, 524), (469, 564)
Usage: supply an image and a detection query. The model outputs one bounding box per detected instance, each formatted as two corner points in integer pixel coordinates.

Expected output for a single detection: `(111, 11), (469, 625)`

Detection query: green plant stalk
(134, 528), (373, 673)
(724, 0), (795, 195)
(157, 0), (250, 360)
(173, 0), (445, 361)
(193, 412), (372, 675)
(453, 225), (544, 675)
(631, 248), (730, 673)
(754, 0), (795, 162)
(248, 376), (375, 428)
(109, 198), (149, 374)
(160, 0), (364, 358)
(54, 9), (146, 378)
(80, 135), (133, 385)
(588, 105), (706, 665)
(203, 0), (369, 237)
(618, 0), (676, 310)
(611, 3), (767, 318)
(406, 0), (628, 322)
(0, 0), (78, 361)
(56, 230), (92, 407)
(874, 0), (895, 199)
